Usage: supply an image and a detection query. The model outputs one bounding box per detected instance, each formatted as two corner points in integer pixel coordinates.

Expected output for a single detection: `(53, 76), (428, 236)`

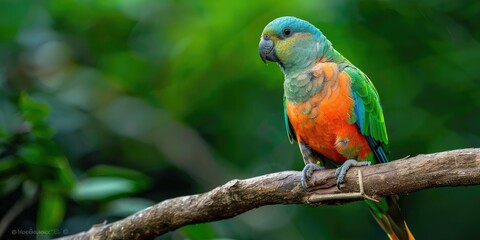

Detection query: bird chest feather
(285, 62), (371, 163)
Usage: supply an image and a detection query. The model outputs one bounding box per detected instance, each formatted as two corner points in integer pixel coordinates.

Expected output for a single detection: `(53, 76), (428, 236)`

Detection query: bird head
(259, 16), (326, 75)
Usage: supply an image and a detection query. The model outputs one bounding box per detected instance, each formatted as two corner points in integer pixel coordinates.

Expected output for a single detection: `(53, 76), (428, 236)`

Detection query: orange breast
(286, 63), (372, 164)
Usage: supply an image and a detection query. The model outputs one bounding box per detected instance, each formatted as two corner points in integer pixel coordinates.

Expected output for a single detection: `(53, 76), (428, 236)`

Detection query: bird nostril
(263, 34), (270, 40)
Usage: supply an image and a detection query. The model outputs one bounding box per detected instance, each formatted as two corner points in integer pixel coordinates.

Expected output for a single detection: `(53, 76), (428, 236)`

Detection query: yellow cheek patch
(275, 33), (312, 61)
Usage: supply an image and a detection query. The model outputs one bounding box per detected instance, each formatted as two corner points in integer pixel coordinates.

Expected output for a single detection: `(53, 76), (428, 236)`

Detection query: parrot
(259, 16), (414, 240)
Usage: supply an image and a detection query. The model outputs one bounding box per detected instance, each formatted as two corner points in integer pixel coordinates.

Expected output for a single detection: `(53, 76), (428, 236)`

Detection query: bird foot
(335, 159), (370, 187)
(301, 163), (325, 190)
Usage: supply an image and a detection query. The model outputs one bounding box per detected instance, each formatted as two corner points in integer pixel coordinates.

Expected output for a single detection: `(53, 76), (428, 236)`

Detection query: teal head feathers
(259, 16), (332, 75)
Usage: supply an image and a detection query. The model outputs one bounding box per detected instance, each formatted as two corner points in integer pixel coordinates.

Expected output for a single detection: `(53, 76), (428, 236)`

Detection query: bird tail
(365, 196), (414, 240)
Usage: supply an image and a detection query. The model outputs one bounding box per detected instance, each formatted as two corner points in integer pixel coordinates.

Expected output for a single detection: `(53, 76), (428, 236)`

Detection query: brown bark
(57, 148), (480, 240)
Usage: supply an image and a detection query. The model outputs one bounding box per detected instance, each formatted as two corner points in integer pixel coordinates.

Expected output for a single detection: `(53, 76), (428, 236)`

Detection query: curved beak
(259, 34), (280, 63)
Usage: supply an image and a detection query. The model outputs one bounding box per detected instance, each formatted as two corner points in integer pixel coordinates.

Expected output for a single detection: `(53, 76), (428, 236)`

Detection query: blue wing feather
(347, 67), (390, 163)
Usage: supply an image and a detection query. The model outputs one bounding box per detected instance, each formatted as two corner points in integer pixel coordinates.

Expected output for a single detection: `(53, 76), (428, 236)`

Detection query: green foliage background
(1, 0), (479, 239)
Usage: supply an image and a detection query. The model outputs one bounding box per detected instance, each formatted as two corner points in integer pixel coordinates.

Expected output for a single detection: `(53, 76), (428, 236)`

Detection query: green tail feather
(365, 196), (414, 240)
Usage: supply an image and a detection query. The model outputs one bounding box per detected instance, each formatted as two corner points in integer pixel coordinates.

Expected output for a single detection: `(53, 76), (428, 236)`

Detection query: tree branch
(57, 148), (480, 240)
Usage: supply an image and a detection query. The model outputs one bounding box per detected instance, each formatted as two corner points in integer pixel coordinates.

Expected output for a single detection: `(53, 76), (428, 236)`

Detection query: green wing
(345, 66), (390, 163)
(283, 96), (296, 144)
(346, 67), (411, 240)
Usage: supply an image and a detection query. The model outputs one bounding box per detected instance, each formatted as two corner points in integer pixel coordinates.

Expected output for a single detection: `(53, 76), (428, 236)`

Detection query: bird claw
(335, 159), (370, 187)
(301, 163), (325, 190)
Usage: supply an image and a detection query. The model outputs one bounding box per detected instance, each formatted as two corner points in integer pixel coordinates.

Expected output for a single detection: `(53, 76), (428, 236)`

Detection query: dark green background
(1, 0), (479, 239)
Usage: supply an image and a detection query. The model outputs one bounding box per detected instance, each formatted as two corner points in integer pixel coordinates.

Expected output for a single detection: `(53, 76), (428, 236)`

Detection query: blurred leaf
(31, 122), (54, 139)
(0, 157), (22, 196)
(17, 143), (45, 164)
(0, 157), (19, 175)
(0, 0), (30, 41)
(18, 92), (55, 139)
(100, 52), (153, 93)
(0, 175), (23, 197)
(104, 197), (156, 217)
(181, 223), (217, 240)
(17, 143), (55, 183)
(85, 165), (151, 190)
(54, 156), (76, 192)
(0, 128), (7, 140)
(17, 143), (75, 191)
(19, 92), (50, 124)
(37, 185), (66, 238)
(71, 177), (139, 201)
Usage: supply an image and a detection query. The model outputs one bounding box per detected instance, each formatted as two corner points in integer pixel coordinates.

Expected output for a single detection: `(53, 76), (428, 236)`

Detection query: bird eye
(282, 27), (292, 37)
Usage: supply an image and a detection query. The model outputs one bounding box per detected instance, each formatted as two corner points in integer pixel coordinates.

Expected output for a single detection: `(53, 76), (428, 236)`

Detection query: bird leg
(335, 159), (370, 187)
(299, 142), (325, 189)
